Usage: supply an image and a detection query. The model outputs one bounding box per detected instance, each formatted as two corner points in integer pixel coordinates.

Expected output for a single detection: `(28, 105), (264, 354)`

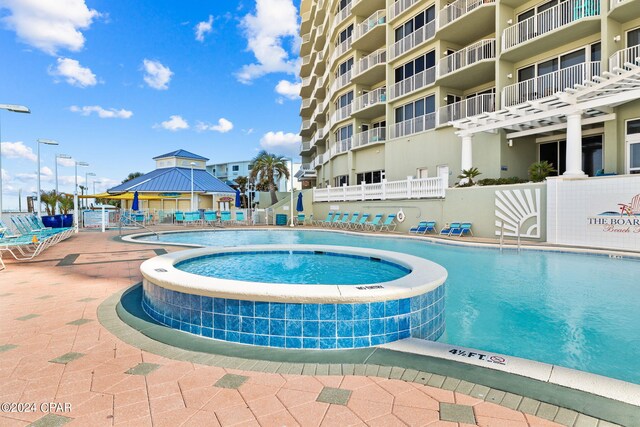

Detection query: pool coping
(100, 284), (640, 426)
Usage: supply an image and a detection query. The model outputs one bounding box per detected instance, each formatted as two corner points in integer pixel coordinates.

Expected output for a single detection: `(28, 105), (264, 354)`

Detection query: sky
(0, 0), (303, 210)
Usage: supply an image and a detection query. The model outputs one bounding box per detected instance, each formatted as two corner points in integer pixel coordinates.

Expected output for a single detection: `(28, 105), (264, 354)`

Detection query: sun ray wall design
(495, 189), (541, 238)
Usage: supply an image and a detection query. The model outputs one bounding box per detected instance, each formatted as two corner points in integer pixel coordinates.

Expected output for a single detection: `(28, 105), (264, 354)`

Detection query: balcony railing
(354, 10), (386, 41)
(330, 69), (353, 94)
(438, 93), (495, 124)
(389, 66), (436, 100)
(330, 36), (353, 65)
(389, 19), (436, 60)
(439, 0), (495, 28)
(502, 0), (600, 50)
(300, 141), (312, 152)
(388, 0), (420, 22)
(302, 77), (311, 88)
(333, 2), (353, 30)
(353, 127), (386, 148)
(301, 120), (312, 131)
(311, 128), (324, 146)
(392, 112), (437, 138)
(609, 0), (628, 9)
(438, 39), (495, 76)
(353, 87), (386, 113)
(330, 137), (352, 158)
(609, 45), (640, 71)
(301, 54), (312, 67)
(502, 61), (600, 107)
(300, 99), (312, 110)
(353, 49), (386, 76)
(313, 176), (445, 202)
(331, 103), (353, 124)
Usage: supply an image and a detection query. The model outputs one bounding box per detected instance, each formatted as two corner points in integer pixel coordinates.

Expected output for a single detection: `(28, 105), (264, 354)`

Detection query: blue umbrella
(296, 192), (303, 212)
(131, 191), (139, 211)
(235, 189), (242, 208)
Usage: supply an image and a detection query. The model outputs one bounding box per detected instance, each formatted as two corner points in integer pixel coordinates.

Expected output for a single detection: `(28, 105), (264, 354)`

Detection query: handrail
(438, 39), (495, 77)
(389, 19), (436, 60)
(118, 210), (159, 240)
(439, 0), (495, 28)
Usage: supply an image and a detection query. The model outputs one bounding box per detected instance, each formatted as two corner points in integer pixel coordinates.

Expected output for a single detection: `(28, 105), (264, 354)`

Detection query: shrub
(528, 161), (556, 182)
(456, 167), (482, 187)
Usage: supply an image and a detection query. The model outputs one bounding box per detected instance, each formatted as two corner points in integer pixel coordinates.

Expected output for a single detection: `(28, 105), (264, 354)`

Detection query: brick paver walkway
(0, 230), (587, 426)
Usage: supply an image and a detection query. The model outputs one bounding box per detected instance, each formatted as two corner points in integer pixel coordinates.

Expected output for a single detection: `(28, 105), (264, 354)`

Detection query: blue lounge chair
(321, 212), (337, 227)
(409, 221), (429, 234)
(378, 214), (397, 232)
(220, 211), (233, 226)
(333, 213), (350, 228)
(451, 222), (473, 237)
(175, 211), (184, 224)
(296, 214), (305, 225)
(352, 213), (370, 229)
(204, 211), (218, 226)
(329, 213), (344, 227)
(424, 221), (438, 234)
(304, 214), (314, 226)
(344, 212), (360, 229)
(365, 214), (384, 231)
(440, 222), (460, 236)
(235, 211), (247, 225)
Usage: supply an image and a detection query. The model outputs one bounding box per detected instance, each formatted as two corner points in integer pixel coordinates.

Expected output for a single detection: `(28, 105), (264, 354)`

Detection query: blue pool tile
(214, 329), (225, 340)
(353, 304), (369, 320)
(399, 298), (411, 314)
(285, 304), (302, 320)
(385, 317), (398, 334)
(285, 337), (302, 348)
(270, 336), (285, 348)
(202, 312), (213, 328)
(202, 296), (213, 313)
(319, 304), (336, 320)
(239, 333), (254, 345)
(337, 304), (353, 320)
(353, 320), (369, 337)
(255, 302), (269, 318)
(190, 325), (201, 335)
(214, 314), (225, 330)
(354, 337), (370, 348)
(227, 315), (239, 332)
(214, 298), (225, 314)
(225, 299), (239, 315)
(270, 303), (285, 319)
(254, 334), (269, 346)
(398, 314), (410, 331)
(369, 319), (384, 336)
(303, 304), (319, 320)
(179, 322), (190, 332)
(421, 307), (428, 324)
(226, 331), (240, 342)
(320, 338), (337, 349)
(370, 335), (385, 346)
(170, 318), (179, 329)
(385, 332), (399, 342)
(270, 319), (285, 336)
(179, 307), (189, 323)
(384, 300), (399, 317)
(337, 321), (353, 337)
(255, 318), (269, 334)
(241, 317), (255, 334)
(411, 312), (420, 327)
(240, 300), (255, 317)
(370, 302), (384, 319)
(319, 321), (336, 338)
(337, 338), (353, 349)
(202, 327), (213, 338)
(303, 321), (319, 337)
(189, 294), (201, 310)
(178, 292), (188, 308)
(398, 329), (410, 339)
(303, 338), (319, 349)
(285, 320), (302, 337)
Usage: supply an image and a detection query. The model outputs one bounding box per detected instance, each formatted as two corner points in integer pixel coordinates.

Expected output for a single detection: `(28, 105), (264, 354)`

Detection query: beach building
(207, 159), (303, 191)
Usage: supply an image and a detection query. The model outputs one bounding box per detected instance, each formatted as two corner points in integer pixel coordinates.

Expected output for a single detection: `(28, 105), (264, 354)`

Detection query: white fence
(439, 0), (495, 27)
(609, 45), (640, 71)
(389, 19), (436, 60)
(313, 177), (446, 202)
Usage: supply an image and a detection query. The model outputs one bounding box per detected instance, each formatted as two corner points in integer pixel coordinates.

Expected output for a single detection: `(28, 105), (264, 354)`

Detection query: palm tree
(235, 176), (248, 208)
(40, 190), (59, 216)
(121, 172), (143, 184)
(457, 167), (482, 187)
(249, 151), (290, 205)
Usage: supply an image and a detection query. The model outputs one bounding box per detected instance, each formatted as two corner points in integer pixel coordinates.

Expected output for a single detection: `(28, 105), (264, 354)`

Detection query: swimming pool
(136, 229), (640, 384)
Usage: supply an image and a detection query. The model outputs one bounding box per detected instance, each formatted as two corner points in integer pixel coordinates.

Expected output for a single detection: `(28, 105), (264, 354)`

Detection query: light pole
(289, 159), (295, 227)
(55, 154), (72, 194)
(93, 180), (100, 208)
(36, 139), (59, 216)
(190, 162), (196, 211)
(74, 161), (89, 232)
(0, 104), (31, 217)
(85, 172), (95, 208)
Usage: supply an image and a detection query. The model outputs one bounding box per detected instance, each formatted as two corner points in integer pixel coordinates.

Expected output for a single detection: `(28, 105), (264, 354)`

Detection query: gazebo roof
(107, 167), (234, 194)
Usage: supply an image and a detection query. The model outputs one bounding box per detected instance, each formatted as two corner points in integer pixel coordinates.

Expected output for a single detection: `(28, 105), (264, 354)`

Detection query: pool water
(175, 251), (410, 285)
(139, 229), (640, 384)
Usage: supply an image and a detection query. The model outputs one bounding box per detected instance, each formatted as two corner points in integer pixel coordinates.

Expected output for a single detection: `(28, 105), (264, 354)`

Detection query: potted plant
(40, 190), (62, 228)
(456, 167), (482, 187)
(528, 161), (556, 182)
(58, 194), (75, 228)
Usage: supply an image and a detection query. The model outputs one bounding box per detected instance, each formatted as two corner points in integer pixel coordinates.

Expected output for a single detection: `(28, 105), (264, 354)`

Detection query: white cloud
(1, 168), (10, 181)
(275, 80), (301, 99)
(242, 128), (254, 135)
(57, 157), (76, 167)
(70, 105), (133, 119)
(156, 115), (189, 131)
(0, 141), (37, 162)
(236, 0), (300, 83)
(41, 166), (53, 177)
(0, 0), (100, 55)
(49, 57), (97, 87)
(195, 15), (214, 42)
(196, 118), (234, 133)
(259, 131), (301, 156)
(142, 59), (173, 90)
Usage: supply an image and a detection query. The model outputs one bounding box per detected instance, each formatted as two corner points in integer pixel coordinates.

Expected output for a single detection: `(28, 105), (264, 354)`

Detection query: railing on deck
(313, 176), (446, 202)
(609, 45), (640, 71)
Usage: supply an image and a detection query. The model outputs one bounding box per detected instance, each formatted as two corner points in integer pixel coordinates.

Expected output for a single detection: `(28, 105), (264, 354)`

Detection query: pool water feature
(135, 229), (640, 384)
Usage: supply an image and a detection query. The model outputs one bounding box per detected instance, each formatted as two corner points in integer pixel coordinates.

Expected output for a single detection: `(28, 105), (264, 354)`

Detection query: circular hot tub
(141, 245), (447, 349)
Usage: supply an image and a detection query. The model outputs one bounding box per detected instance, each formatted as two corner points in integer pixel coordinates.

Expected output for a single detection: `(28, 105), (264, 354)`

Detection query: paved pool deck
(0, 227), (634, 426)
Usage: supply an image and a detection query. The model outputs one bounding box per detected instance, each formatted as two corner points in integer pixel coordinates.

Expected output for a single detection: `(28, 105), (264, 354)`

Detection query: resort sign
(587, 193), (640, 234)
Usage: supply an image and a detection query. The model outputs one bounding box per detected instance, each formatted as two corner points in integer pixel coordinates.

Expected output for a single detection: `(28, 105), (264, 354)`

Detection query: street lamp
(74, 160), (89, 232)
(190, 162), (197, 211)
(289, 158), (295, 227)
(55, 154), (72, 194)
(0, 103), (31, 216)
(93, 180), (101, 207)
(36, 139), (59, 216)
(85, 172), (95, 208)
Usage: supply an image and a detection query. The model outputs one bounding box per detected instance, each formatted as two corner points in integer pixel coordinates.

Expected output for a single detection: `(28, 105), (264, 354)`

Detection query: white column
(564, 112), (586, 177)
(460, 134), (473, 178)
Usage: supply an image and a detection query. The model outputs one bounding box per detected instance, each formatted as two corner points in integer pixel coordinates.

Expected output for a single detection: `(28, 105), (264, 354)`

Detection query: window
(333, 175), (349, 187)
(334, 91), (354, 110)
(334, 124), (353, 142)
(336, 58), (354, 78)
(394, 51), (435, 83)
(627, 119), (640, 174)
(627, 27), (640, 47)
(395, 95), (435, 123)
(248, 164), (253, 170)
(232, 165), (239, 172)
(336, 25), (353, 46)
(338, 0), (351, 12)
(394, 6), (435, 42)
(356, 170), (385, 184)
(538, 135), (603, 177)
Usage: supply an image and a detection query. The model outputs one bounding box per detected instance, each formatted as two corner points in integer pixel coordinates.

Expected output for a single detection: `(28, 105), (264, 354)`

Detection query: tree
(121, 172), (143, 184)
(456, 167), (482, 187)
(249, 151), (290, 205)
(528, 161), (556, 182)
(40, 190), (59, 216)
(58, 194), (74, 214)
(235, 176), (248, 208)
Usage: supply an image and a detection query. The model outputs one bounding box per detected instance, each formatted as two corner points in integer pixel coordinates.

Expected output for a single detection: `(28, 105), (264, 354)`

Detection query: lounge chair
(378, 214), (397, 232)
(235, 211), (247, 225)
(424, 221), (438, 234)
(204, 211), (218, 226)
(440, 222), (460, 236)
(333, 213), (350, 228)
(352, 213), (370, 230)
(175, 211), (184, 224)
(409, 221), (429, 234)
(329, 213), (345, 227)
(364, 214), (384, 231)
(296, 214), (305, 225)
(344, 212), (360, 229)
(220, 211), (233, 226)
(321, 212), (337, 227)
(451, 222), (473, 237)
(305, 214), (314, 226)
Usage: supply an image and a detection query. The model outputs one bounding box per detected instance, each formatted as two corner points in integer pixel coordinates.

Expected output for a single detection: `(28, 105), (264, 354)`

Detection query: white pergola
(451, 60), (640, 177)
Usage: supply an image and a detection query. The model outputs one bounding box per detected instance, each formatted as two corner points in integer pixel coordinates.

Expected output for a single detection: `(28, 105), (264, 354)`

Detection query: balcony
(311, 73), (327, 100)
(437, 39), (496, 89)
(300, 77), (313, 98)
(352, 87), (387, 119)
(311, 101), (326, 124)
(300, 98), (315, 116)
(300, 34), (312, 57)
(501, 0), (600, 62)
(332, 3), (353, 34)
(330, 138), (352, 158)
(502, 61), (600, 107)
(352, 49), (386, 85)
(437, 93), (495, 125)
(311, 128), (325, 147)
(388, 0), (421, 23)
(300, 141), (313, 154)
(331, 103), (354, 126)
(437, 0), (495, 45)
(392, 112), (437, 138)
(329, 36), (353, 67)
(389, 66), (436, 101)
(314, 24), (327, 50)
(352, 0), (385, 18)
(352, 10), (386, 51)
(389, 20), (436, 61)
(609, 0), (640, 22)
(609, 45), (640, 71)
(300, 119), (316, 137)
(311, 51), (326, 76)
(301, 12), (312, 34)
(329, 69), (353, 97)
(300, 54), (313, 77)
(295, 163), (317, 180)
(353, 127), (386, 150)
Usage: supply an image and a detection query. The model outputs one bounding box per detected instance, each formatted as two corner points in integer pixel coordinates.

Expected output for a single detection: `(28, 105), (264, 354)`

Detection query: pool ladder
(118, 213), (160, 240)
(499, 222), (521, 253)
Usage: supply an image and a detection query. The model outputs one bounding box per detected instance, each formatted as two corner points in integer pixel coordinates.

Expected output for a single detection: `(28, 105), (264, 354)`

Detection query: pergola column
(461, 134), (473, 172)
(564, 112), (587, 177)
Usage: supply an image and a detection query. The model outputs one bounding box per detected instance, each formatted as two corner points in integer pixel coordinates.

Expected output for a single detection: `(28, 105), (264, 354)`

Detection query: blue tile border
(142, 280), (445, 349)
